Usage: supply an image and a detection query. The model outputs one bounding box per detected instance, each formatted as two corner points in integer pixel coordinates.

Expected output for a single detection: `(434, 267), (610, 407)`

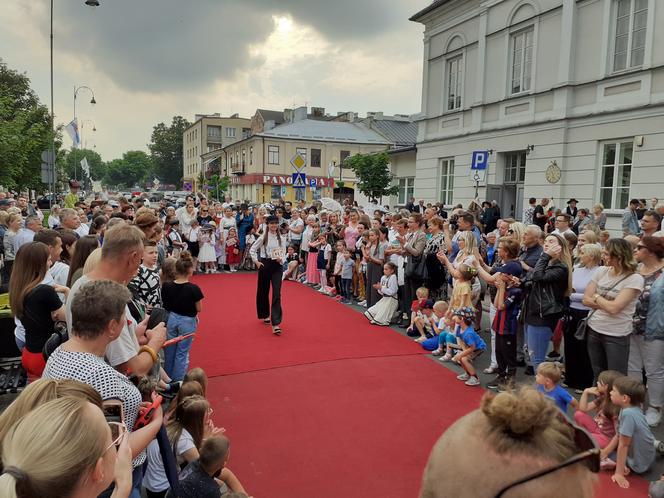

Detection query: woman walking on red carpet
(250, 215), (288, 335)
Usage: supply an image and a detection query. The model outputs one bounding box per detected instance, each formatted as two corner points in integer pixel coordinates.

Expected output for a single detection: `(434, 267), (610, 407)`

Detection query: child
(364, 262), (399, 326)
(162, 251), (204, 381)
(168, 220), (186, 258)
(407, 287), (434, 339)
(316, 232), (332, 293)
(331, 240), (347, 298)
(198, 223), (217, 274)
(161, 257), (177, 284)
(488, 273), (522, 390)
(449, 263), (476, 313)
(282, 245), (300, 281)
(339, 249), (355, 304)
(187, 219), (200, 272)
(305, 224), (321, 286)
(425, 302), (459, 357)
(128, 239), (162, 308)
(225, 227), (241, 272)
(452, 306), (486, 386)
(535, 362), (579, 413)
(184, 366), (209, 397)
(603, 376), (656, 488)
(575, 370), (622, 448)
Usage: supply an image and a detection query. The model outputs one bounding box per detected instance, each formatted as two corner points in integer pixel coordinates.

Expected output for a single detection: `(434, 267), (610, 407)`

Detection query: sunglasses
(104, 421), (127, 453)
(507, 229), (515, 234)
(494, 416), (599, 497)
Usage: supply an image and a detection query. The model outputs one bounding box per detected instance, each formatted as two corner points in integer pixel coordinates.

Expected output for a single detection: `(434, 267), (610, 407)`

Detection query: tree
(0, 59), (54, 192)
(104, 150), (153, 188)
(198, 173), (230, 201)
(62, 148), (104, 183)
(344, 152), (398, 202)
(148, 115), (191, 185)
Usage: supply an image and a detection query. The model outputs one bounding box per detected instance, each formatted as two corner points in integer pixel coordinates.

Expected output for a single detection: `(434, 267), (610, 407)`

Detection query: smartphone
(102, 399), (125, 424)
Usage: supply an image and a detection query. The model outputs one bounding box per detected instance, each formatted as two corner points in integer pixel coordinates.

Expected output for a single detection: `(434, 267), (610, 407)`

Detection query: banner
(80, 156), (90, 177)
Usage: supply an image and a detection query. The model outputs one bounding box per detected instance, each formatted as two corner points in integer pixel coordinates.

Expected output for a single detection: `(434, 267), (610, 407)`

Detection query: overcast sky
(1, 1), (429, 161)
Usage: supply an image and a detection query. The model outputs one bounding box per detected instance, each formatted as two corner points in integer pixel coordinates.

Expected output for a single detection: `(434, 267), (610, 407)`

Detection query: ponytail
(0, 472), (19, 498)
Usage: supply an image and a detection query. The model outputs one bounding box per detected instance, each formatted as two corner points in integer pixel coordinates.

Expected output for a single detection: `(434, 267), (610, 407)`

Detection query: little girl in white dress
(198, 224), (217, 274)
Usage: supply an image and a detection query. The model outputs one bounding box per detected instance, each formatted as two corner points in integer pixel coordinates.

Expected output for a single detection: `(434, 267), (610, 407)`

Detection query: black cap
(266, 215), (279, 224)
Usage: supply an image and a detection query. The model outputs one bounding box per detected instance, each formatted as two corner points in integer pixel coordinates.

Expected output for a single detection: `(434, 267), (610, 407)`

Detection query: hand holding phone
(134, 392), (163, 430)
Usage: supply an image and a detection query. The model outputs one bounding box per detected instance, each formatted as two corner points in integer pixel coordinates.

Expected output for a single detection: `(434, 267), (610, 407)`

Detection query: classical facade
(182, 113), (251, 191)
(411, 0), (664, 232)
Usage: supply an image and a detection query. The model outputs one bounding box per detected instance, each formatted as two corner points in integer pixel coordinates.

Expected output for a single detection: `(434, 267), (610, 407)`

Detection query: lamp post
(73, 85), (97, 180)
(49, 1), (99, 201)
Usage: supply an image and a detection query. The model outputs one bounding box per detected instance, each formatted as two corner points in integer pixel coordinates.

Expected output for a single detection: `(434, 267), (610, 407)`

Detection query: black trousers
(563, 308), (594, 389)
(256, 259), (283, 326)
(495, 333), (517, 379)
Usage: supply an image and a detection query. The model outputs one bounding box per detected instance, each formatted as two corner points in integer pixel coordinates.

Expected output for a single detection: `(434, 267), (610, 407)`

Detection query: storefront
(228, 173), (354, 204)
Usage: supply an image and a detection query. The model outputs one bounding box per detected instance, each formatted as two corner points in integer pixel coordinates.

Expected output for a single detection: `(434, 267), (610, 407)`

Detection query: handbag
(574, 273), (631, 340)
(42, 321), (68, 361)
(405, 254), (427, 280)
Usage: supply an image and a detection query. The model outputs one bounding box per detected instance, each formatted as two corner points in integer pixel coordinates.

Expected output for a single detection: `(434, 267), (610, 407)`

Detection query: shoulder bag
(574, 273), (632, 340)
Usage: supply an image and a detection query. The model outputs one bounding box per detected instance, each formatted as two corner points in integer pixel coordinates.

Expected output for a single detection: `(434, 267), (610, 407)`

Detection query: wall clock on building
(545, 161), (561, 184)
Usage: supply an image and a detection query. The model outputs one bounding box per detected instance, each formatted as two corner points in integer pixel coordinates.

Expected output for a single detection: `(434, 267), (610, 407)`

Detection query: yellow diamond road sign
(290, 153), (306, 171)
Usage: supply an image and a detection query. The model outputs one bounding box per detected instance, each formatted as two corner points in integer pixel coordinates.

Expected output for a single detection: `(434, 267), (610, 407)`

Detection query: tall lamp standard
(49, 0), (100, 201)
(72, 85), (97, 180)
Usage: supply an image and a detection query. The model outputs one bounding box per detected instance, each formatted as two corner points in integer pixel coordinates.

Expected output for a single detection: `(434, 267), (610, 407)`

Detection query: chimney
(311, 107), (325, 117)
(283, 108), (294, 123)
(293, 106), (307, 122)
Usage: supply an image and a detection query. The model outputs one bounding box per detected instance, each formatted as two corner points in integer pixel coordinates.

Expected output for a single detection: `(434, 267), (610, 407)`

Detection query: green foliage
(344, 152), (398, 202)
(148, 115), (191, 185)
(104, 150), (154, 189)
(62, 148), (105, 182)
(0, 59), (54, 191)
(202, 174), (230, 201)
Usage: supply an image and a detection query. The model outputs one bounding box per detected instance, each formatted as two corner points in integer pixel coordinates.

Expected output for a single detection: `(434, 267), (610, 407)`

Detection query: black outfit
(563, 307), (594, 389)
(405, 201), (416, 212)
(565, 206), (578, 219)
(257, 258), (283, 325)
(521, 254), (569, 329)
(166, 461), (220, 498)
(161, 282), (204, 317)
(23, 284), (62, 353)
(481, 207), (499, 233)
(519, 244), (543, 270)
(533, 205), (547, 230)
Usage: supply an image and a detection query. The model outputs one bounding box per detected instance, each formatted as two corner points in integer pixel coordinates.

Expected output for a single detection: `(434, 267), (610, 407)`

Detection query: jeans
(586, 327), (630, 382)
(525, 323), (553, 370)
(628, 334), (664, 408)
(489, 304), (497, 368)
(164, 312), (197, 382)
(341, 278), (352, 301)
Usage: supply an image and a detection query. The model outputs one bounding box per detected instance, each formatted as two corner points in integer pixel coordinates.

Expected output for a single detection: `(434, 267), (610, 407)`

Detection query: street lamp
(81, 120), (97, 149)
(49, 1), (99, 199)
(73, 86), (97, 180)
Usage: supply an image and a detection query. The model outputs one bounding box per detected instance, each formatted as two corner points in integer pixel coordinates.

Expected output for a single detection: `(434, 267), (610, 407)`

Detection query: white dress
(198, 232), (217, 263)
(364, 274), (399, 326)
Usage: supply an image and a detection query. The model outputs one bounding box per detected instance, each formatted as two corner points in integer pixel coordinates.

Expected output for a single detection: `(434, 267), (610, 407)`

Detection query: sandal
(263, 319), (271, 324)
(272, 326), (282, 336)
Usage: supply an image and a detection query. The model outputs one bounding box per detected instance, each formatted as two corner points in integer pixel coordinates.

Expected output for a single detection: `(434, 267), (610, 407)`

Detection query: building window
(268, 145), (280, 165)
(446, 55), (463, 111)
(242, 149), (246, 168)
(510, 28), (534, 94)
(249, 146), (253, 166)
(295, 188), (306, 201)
(613, 0), (647, 72)
(242, 128), (251, 139)
(271, 186), (281, 200)
(439, 158), (455, 205)
(599, 141), (633, 210)
(207, 125), (221, 140)
(504, 152), (527, 183)
(397, 177), (415, 205)
(296, 147), (307, 166)
(340, 150), (350, 164)
(311, 148), (322, 167)
(225, 127), (236, 138)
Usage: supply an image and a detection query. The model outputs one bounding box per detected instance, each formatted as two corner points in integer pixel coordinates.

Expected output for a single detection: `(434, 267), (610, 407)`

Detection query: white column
(557, 0), (576, 86)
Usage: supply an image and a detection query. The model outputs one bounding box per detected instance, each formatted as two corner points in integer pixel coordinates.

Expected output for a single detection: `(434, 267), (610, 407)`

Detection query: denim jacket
(646, 273), (664, 340)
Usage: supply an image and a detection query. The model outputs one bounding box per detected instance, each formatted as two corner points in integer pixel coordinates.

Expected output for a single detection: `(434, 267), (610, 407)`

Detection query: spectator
(48, 204), (61, 228)
(552, 213), (574, 236)
(622, 199), (641, 236)
(533, 197), (550, 231)
(398, 213), (427, 327)
(0, 397), (132, 498)
(572, 209), (591, 234)
(565, 243), (603, 390)
(523, 197), (537, 225)
(640, 210), (662, 238)
(583, 238), (644, 379)
(419, 387), (596, 498)
(44, 279), (163, 496)
(519, 224), (544, 273)
(423, 216), (447, 301)
(13, 214), (42, 252)
(34, 229), (68, 288)
(1, 213), (21, 281)
(566, 198), (579, 219)
(59, 208), (82, 232)
(629, 236), (664, 426)
(592, 203), (607, 230)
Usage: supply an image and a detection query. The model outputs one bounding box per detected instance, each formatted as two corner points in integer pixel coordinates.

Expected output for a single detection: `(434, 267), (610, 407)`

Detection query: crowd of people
(0, 184), (663, 494)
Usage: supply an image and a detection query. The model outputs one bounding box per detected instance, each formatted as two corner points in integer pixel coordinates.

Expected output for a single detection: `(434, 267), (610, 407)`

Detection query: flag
(65, 119), (80, 147)
(328, 162), (335, 178)
(80, 157), (90, 177)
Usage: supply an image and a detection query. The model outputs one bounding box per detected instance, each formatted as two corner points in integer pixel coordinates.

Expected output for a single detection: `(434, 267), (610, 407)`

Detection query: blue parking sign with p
(471, 151), (489, 171)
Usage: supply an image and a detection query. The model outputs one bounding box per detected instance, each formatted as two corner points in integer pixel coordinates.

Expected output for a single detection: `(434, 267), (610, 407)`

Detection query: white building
(410, 0), (664, 232)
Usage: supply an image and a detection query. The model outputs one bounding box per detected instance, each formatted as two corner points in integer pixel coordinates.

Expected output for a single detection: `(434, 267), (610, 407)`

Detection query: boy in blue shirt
(452, 307), (486, 387)
(602, 376), (656, 489)
(535, 362), (578, 413)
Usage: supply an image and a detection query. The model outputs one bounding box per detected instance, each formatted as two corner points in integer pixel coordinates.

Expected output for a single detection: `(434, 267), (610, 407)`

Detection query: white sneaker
(646, 406), (662, 427)
(439, 353), (452, 362)
(456, 372), (469, 381)
(465, 376), (481, 387)
(357, 300), (367, 306)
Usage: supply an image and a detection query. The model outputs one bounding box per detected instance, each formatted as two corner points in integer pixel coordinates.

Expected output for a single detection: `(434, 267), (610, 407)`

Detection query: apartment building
(182, 113), (251, 191)
(410, 0), (664, 232)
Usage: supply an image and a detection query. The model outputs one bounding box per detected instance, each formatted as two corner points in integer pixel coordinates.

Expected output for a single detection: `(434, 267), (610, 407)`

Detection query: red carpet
(190, 274), (650, 498)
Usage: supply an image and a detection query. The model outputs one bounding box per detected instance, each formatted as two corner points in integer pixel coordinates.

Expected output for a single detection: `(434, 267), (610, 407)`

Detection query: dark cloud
(41, 0), (424, 93)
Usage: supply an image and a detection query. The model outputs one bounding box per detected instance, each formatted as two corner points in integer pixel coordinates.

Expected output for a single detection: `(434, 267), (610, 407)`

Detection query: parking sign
(471, 151), (489, 170)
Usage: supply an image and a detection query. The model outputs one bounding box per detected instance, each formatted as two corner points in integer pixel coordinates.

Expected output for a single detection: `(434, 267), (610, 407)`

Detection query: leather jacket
(522, 253), (569, 320)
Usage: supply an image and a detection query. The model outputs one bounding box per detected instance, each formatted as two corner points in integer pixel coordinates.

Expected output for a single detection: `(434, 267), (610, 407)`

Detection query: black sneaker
(486, 376), (503, 390)
(524, 365), (535, 376)
(547, 351), (561, 359)
(406, 328), (419, 337)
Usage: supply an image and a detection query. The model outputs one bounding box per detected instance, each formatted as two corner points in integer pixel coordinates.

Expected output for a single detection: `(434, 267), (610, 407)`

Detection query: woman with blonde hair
(565, 243), (603, 390)
(507, 222), (527, 247)
(583, 238), (644, 379)
(0, 397), (132, 498)
(592, 203), (607, 230)
(515, 233), (573, 369)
